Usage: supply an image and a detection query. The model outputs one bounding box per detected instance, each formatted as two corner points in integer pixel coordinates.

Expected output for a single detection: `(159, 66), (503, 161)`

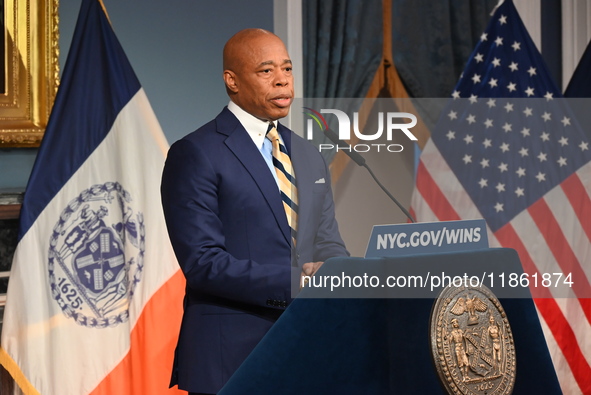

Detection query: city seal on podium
(430, 282), (516, 395)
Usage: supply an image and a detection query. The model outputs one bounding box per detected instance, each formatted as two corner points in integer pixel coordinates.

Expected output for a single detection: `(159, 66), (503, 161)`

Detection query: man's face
(225, 34), (294, 122)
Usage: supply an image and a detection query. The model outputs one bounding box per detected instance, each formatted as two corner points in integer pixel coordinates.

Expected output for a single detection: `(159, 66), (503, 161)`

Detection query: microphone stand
(323, 128), (416, 223)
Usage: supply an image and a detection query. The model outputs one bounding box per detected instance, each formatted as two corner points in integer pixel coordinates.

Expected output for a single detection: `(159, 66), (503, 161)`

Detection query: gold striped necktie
(266, 124), (298, 244)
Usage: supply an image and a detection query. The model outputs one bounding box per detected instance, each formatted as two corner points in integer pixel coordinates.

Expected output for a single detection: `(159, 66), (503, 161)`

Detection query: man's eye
(285, 67), (292, 72)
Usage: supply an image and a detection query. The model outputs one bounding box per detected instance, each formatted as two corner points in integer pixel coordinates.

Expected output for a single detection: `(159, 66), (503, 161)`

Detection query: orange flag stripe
(89, 269), (185, 395)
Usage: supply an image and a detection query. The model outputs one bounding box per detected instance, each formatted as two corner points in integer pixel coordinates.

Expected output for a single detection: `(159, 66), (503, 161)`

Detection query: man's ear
(223, 70), (238, 93)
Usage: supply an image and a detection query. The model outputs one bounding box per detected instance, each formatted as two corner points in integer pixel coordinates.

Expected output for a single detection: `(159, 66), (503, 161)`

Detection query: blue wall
(0, 0), (273, 190)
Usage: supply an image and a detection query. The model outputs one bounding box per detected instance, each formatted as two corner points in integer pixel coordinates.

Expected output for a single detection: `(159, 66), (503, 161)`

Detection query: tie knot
(266, 123), (280, 141)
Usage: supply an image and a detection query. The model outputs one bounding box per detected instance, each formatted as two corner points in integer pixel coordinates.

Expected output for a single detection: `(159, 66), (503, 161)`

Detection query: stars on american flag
(435, 95), (591, 228)
(508, 61), (519, 71)
(434, 5), (591, 231)
(456, 22), (563, 103)
(540, 132), (550, 141)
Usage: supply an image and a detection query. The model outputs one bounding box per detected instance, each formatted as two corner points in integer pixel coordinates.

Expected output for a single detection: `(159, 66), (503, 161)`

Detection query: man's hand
(300, 261), (323, 288)
(302, 261), (323, 277)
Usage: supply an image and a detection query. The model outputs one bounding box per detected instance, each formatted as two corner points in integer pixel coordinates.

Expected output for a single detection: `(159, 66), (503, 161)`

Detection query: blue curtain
(391, 0), (498, 98)
(303, 0), (383, 162)
(302, 0), (498, 161)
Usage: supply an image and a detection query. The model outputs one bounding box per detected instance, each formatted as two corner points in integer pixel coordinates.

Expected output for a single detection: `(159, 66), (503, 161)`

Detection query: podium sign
(365, 219), (489, 258)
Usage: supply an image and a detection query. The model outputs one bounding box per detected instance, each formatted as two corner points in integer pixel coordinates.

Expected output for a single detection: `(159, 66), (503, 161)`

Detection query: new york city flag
(0, 1), (185, 393)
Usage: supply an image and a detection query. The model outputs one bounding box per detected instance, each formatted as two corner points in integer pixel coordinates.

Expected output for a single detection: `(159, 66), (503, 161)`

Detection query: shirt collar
(227, 101), (276, 149)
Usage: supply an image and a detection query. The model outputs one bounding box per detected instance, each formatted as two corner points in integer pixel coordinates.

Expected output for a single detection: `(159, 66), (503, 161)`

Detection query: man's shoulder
(181, 119), (217, 143)
(178, 107), (238, 144)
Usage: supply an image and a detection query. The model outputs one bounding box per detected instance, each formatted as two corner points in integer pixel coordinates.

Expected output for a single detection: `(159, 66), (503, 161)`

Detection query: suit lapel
(217, 109), (291, 245)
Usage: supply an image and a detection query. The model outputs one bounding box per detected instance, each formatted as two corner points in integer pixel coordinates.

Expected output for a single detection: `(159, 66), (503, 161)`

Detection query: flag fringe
(0, 347), (41, 395)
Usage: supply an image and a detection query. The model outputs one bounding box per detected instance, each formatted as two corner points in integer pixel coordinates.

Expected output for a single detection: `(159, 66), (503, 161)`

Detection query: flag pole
(97, 0), (112, 25)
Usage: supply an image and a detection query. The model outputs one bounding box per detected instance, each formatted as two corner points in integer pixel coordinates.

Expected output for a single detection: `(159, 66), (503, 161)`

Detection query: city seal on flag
(48, 182), (145, 328)
(430, 282), (516, 395)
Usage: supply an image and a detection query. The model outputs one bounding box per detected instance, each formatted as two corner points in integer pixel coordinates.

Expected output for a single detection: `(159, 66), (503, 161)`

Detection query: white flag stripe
(412, 185), (503, 249)
(509, 211), (591, 367)
(537, 306), (584, 395)
(419, 142), (484, 220)
(112, 91), (178, 314)
(416, 144), (502, 247)
(527, 199), (591, 302)
(510, 209), (579, 298)
(578, 163), (591, 197)
(544, 177), (591, 283)
(554, 297), (591, 369)
(410, 189), (439, 222)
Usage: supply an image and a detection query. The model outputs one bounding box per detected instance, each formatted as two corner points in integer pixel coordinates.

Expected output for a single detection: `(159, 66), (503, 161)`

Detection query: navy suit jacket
(161, 107), (348, 393)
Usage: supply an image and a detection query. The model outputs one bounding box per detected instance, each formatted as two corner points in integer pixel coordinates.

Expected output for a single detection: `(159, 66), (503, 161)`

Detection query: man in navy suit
(161, 28), (348, 394)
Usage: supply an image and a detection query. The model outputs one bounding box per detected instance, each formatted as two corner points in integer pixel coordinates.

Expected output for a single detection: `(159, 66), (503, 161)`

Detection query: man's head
(223, 29), (293, 122)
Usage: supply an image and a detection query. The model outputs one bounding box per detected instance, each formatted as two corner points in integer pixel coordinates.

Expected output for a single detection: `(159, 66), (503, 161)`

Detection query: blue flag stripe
(18, 0), (140, 240)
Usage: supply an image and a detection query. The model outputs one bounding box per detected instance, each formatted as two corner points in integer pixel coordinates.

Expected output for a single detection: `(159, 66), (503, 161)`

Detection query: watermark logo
(303, 106), (418, 153)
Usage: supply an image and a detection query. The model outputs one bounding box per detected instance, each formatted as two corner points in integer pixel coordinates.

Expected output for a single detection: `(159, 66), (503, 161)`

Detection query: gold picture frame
(0, 0), (59, 147)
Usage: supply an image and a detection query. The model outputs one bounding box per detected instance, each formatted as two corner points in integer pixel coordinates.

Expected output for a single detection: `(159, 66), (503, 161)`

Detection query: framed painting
(0, 0), (59, 147)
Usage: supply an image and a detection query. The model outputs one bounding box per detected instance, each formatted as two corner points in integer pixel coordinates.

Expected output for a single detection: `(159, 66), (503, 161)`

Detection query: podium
(219, 248), (562, 394)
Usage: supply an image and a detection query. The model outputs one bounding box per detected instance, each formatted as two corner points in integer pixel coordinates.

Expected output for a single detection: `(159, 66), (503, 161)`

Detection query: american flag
(410, 0), (591, 393)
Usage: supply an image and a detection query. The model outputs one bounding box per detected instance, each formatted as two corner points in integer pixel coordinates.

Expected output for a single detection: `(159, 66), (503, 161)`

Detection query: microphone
(323, 128), (416, 223)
